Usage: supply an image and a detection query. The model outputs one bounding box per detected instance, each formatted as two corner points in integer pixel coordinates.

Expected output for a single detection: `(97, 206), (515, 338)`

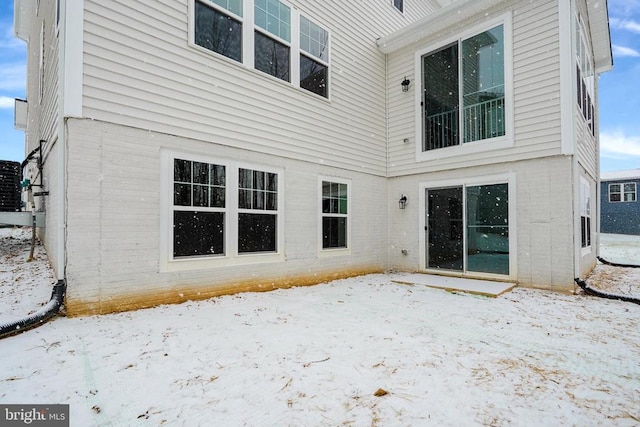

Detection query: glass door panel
(466, 184), (509, 275)
(427, 187), (463, 271)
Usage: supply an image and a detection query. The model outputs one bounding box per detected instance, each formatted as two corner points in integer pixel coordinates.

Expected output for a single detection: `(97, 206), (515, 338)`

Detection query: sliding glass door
(426, 183), (509, 275)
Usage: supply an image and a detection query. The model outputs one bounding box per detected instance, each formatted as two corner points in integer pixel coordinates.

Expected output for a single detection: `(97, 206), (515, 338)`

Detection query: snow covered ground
(1, 227), (639, 426)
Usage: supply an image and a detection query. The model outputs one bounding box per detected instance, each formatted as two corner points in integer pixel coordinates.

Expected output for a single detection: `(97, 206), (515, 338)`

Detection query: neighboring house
(601, 169), (640, 236)
(12, 0), (612, 315)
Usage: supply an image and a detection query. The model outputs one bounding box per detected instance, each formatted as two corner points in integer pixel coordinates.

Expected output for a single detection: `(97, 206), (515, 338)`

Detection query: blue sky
(0, 1), (639, 172)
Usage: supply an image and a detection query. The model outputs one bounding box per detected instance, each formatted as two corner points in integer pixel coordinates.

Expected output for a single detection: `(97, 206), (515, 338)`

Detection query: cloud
(613, 44), (640, 57)
(601, 131), (640, 158)
(610, 18), (640, 34)
(608, 0), (640, 17)
(0, 62), (25, 92)
(0, 96), (14, 108)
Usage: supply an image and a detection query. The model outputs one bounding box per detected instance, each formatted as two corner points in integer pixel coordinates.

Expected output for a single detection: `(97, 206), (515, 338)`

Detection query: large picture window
(422, 24), (505, 151)
(321, 181), (349, 249)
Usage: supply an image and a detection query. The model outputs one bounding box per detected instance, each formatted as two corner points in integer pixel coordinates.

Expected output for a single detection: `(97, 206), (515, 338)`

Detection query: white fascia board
(587, 0), (613, 73)
(14, 0), (35, 42)
(377, 0), (503, 54)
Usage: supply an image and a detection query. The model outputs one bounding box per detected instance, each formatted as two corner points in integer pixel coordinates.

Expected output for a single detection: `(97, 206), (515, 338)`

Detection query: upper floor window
(254, 0), (291, 82)
(300, 16), (329, 97)
(421, 24), (505, 152)
(576, 14), (595, 136)
(609, 183), (637, 203)
(393, 0), (404, 13)
(192, 0), (330, 98)
(194, 0), (243, 62)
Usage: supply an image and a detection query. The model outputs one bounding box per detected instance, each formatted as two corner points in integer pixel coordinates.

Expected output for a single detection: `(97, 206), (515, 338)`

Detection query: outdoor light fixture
(399, 194), (408, 209)
(401, 77), (410, 92)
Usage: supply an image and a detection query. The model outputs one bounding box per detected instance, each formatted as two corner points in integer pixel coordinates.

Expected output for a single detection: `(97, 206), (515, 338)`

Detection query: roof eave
(13, 0), (34, 42)
(377, 0), (503, 54)
(588, 0), (613, 74)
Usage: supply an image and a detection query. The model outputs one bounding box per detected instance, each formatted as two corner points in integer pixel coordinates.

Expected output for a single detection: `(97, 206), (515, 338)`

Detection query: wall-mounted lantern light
(401, 77), (411, 92)
(399, 194), (408, 209)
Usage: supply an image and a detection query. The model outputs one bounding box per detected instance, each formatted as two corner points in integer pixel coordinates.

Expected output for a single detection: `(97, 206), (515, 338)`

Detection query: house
(12, 0), (612, 315)
(600, 169), (640, 236)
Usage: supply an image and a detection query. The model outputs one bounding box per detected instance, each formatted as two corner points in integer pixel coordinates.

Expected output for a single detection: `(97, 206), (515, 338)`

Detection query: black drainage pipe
(574, 277), (640, 305)
(597, 256), (640, 268)
(0, 280), (66, 339)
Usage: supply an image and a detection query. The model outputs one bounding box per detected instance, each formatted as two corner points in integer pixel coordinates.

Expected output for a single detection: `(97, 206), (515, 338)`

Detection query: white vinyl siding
(387, 0), (562, 176)
(82, 0), (439, 177)
(574, 0), (599, 178)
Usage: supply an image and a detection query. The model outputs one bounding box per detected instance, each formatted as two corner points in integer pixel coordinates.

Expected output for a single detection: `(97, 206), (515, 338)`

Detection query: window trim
(160, 150), (285, 272)
(318, 176), (351, 257)
(418, 172), (517, 280)
(414, 13), (513, 163)
(188, 0), (331, 99)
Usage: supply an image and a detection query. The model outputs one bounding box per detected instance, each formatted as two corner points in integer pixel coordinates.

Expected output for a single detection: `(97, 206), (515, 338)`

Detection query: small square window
(393, 0), (404, 13)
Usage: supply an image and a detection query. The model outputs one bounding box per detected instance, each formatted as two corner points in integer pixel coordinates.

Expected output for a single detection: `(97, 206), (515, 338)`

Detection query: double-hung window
(173, 159), (226, 258)
(238, 168), (279, 252)
(320, 179), (349, 251)
(609, 183), (637, 203)
(420, 22), (507, 152)
(254, 0), (291, 82)
(194, 0), (243, 62)
(192, 0), (330, 98)
(299, 16), (329, 97)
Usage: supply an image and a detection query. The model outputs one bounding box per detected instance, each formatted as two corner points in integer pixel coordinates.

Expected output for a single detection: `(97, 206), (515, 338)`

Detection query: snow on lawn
(1, 227), (639, 426)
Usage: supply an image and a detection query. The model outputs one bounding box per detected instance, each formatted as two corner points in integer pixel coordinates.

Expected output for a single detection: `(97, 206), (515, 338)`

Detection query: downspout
(1, 1), (69, 339)
(384, 50), (391, 272)
(561, 0), (581, 287)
